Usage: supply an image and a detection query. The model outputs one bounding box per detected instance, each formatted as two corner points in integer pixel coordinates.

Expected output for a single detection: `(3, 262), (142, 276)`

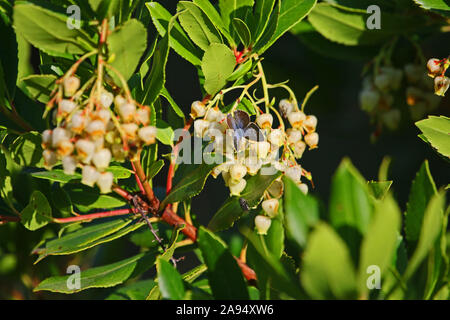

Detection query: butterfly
(226, 110), (265, 150)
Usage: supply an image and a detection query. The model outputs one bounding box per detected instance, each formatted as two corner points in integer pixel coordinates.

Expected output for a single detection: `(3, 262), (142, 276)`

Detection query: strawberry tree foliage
(0, 0), (448, 300)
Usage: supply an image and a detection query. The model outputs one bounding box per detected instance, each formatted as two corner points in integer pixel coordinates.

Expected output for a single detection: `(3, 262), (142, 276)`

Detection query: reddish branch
(115, 154), (258, 282)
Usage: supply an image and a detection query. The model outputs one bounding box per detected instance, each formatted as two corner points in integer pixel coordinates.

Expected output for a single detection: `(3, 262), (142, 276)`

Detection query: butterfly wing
(227, 110), (251, 150)
(244, 122), (265, 142)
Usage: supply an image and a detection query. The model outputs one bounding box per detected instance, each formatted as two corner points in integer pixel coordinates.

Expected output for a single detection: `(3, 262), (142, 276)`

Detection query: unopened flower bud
(136, 107), (150, 126)
(43, 150), (57, 169)
(97, 172), (114, 193)
(100, 91), (114, 109)
(288, 111), (306, 129)
(268, 179), (284, 199)
(304, 132), (319, 149)
(81, 165), (99, 187)
(427, 58), (444, 78)
(122, 123), (139, 140)
(118, 103), (136, 122)
(255, 215), (271, 235)
(434, 76), (450, 96)
(191, 101), (206, 118)
(268, 129), (284, 146)
(256, 113), (273, 129)
(86, 120), (106, 137)
(279, 99), (293, 118)
(359, 89), (380, 112)
(58, 99), (77, 116)
(138, 126), (157, 145)
(382, 109), (401, 130)
(205, 108), (222, 122)
(293, 140), (306, 158)
(262, 199), (279, 218)
(404, 64), (423, 84)
(304, 115), (318, 132)
(76, 139), (95, 164)
(42, 130), (52, 147)
(114, 95), (126, 108)
(95, 109), (111, 124)
(62, 156), (77, 175)
(406, 87), (423, 106)
(244, 157), (261, 176)
(285, 165), (302, 182)
(69, 111), (86, 134)
(287, 129), (302, 144)
(229, 178), (247, 195)
(298, 183), (308, 195)
(230, 164), (247, 183)
(52, 127), (71, 148)
(63, 76), (80, 97)
(256, 141), (271, 159)
(111, 143), (126, 162)
(92, 149), (111, 170)
(57, 140), (74, 157)
(194, 119), (210, 137)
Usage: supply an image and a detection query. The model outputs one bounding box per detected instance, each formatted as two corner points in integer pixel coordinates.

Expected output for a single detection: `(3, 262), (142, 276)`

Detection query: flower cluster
(404, 63), (440, 121)
(427, 57), (450, 96)
(359, 63), (440, 133)
(41, 76), (157, 193)
(191, 96), (318, 235)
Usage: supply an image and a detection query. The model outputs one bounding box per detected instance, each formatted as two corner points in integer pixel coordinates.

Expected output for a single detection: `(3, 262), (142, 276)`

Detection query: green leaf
(367, 180), (393, 200)
(63, 184), (127, 212)
(416, 116), (450, 159)
(21, 190), (52, 231)
(108, 19), (147, 83)
(13, 3), (95, 55)
(192, 0), (235, 46)
(243, 226), (303, 299)
(201, 43), (236, 95)
(209, 171), (282, 231)
(252, 0), (276, 44)
(31, 169), (81, 183)
(147, 159), (164, 180)
(141, 25), (170, 107)
(413, 0), (450, 11)
(301, 223), (357, 299)
(405, 161), (437, 249)
(404, 191), (446, 279)
(291, 21), (378, 61)
(258, 0), (316, 53)
(0, 151), (14, 210)
(156, 257), (185, 300)
(329, 158), (372, 259)
(283, 176), (319, 247)
(146, 2), (202, 66)
(197, 227), (249, 299)
(232, 18), (251, 48)
(33, 218), (133, 262)
(155, 119), (174, 146)
(357, 195), (401, 296)
(178, 1), (223, 51)
(160, 87), (185, 119)
(106, 280), (155, 300)
(10, 132), (43, 167)
(161, 162), (219, 207)
(34, 252), (157, 293)
(227, 59), (253, 81)
(308, 3), (425, 46)
(106, 165), (133, 180)
(218, 0), (254, 41)
(0, 16), (18, 101)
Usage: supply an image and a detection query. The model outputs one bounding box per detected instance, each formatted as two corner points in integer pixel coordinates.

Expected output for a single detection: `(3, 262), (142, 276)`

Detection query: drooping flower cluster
(426, 57), (450, 96)
(41, 76), (157, 193)
(191, 95), (318, 235)
(359, 63), (441, 133)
